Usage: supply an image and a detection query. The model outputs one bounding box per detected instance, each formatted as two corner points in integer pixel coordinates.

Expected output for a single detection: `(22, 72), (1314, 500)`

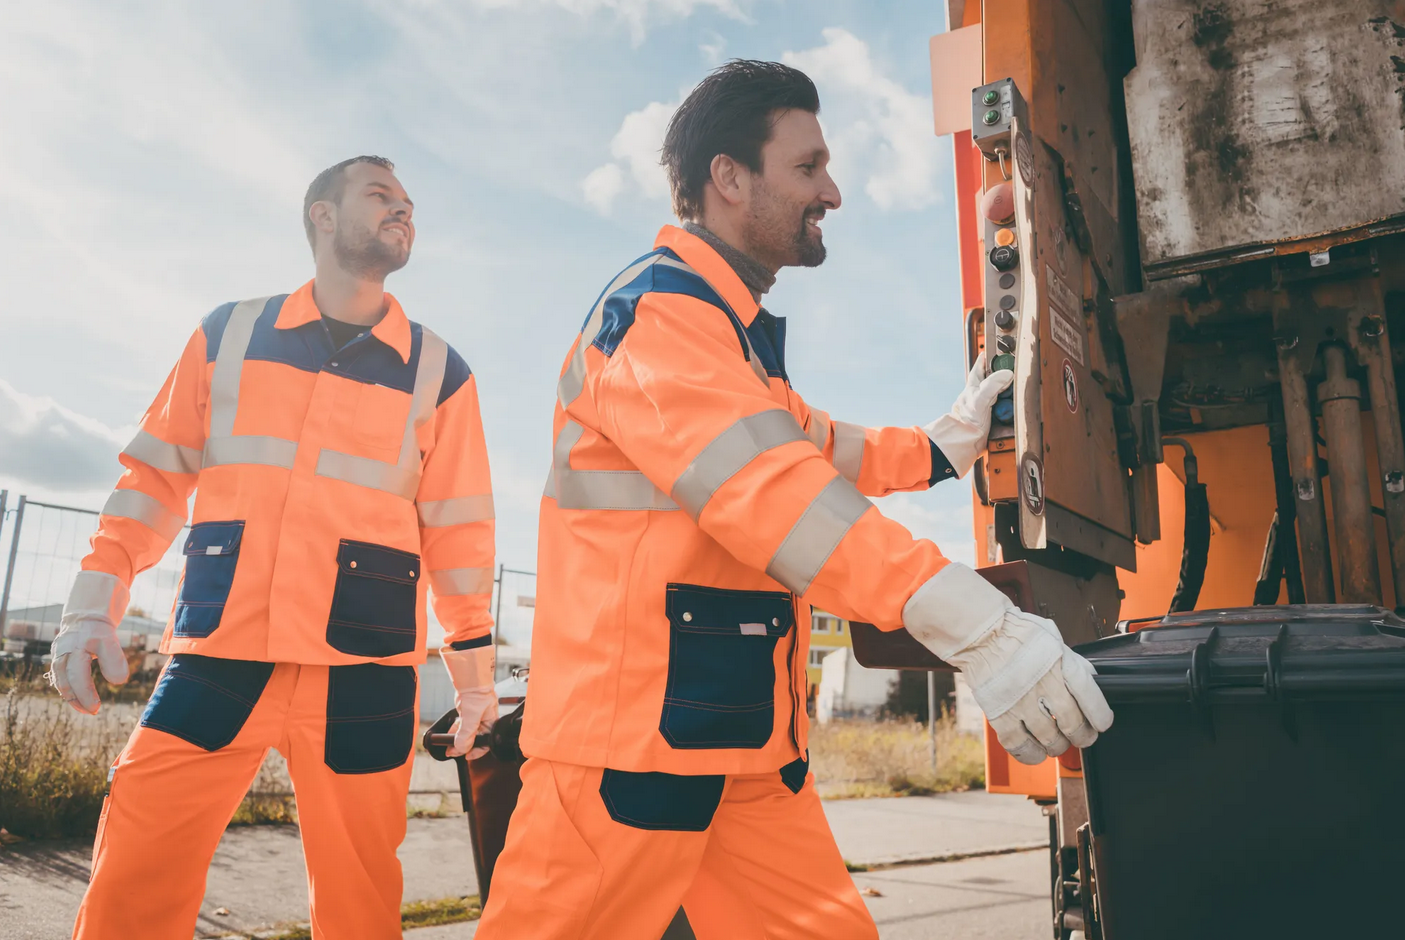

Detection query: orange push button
(994, 228), (1016, 247)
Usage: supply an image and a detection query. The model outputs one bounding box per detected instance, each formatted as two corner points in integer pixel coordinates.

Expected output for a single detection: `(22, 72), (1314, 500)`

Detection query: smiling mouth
(382, 224), (409, 239)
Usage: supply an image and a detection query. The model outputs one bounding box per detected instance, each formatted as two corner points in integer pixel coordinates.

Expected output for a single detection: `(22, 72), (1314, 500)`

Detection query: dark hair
(303, 155), (396, 249)
(662, 60), (819, 220)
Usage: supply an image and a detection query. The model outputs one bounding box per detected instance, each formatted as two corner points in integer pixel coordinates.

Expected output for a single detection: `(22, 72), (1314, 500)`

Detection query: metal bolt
(982, 109), (1001, 126)
(1361, 316), (1384, 341)
(982, 90), (999, 106)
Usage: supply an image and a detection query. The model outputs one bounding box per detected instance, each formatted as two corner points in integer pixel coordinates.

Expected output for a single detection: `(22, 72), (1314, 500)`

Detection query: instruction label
(1045, 267), (1085, 367)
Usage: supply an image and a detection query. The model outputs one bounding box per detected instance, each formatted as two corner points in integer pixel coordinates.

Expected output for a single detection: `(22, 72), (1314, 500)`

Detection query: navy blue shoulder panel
(746, 310), (787, 380)
(438, 339), (473, 406)
(201, 297), (285, 362)
(591, 248), (751, 365)
(580, 248), (668, 334)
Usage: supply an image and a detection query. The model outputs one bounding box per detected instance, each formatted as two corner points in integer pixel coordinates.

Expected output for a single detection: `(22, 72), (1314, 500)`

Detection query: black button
(997, 335), (1016, 353)
(989, 244), (1019, 272)
(999, 272), (1017, 290)
(999, 294), (1017, 310)
(994, 309), (1015, 330)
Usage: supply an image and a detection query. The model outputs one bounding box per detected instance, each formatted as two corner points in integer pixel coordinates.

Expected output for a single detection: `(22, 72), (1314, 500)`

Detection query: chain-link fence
(0, 491), (186, 664)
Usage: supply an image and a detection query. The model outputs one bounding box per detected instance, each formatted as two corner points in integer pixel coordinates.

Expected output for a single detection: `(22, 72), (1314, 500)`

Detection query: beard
(332, 220), (410, 280)
(743, 180), (827, 269)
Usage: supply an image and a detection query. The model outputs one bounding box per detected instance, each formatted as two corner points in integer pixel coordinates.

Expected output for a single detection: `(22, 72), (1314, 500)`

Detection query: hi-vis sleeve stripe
(122, 429), (202, 475)
(418, 495), (495, 527)
(832, 421), (866, 483)
(101, 489), (186, 542)
(545, 421), (681, 512)
(428, 566), (495, 597)
(806, 409), (830, 452)
(765, 477), (873, 596)
(671, 409), (808, 518)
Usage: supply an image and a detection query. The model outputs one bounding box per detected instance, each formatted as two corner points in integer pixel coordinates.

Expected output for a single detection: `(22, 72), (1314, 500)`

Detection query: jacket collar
(275, 279), (413, 364)
(654, 225), (762, 327)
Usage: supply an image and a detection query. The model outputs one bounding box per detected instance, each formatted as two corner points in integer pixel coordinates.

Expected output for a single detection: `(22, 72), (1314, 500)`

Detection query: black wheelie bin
(1075, 605), (1405, 940)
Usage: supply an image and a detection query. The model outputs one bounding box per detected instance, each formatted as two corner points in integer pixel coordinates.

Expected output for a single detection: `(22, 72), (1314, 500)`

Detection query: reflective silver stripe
(428, 566), (495, 596)
(806, 410), (830, 452)
(738, 323), (770, 386)
(832, 421), (866, 483)
(316, 450), (420, 500)
(545, 421), (679, 511)
(671, 410), (807, 518)
(765, 476), (873, 596)
(315, 327), (448, 501)
(101, 489), (185, 541)
(207, 297), (270, 439)
(123, 429), (202, 475)
(417, 495), (495, 527)
(202, 435), (298, 469)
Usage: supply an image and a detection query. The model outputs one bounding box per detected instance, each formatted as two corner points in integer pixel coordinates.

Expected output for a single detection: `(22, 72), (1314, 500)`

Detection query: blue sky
(0, 0), (972, 643)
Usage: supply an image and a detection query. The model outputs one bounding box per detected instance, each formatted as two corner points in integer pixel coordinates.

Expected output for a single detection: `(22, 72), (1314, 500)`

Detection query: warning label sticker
(1045, 267), (1085, 367)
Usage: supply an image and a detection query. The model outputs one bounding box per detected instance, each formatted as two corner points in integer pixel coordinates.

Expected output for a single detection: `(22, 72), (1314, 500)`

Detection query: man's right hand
(902, 562), (1113, 764)
(50, 571), (131, 715)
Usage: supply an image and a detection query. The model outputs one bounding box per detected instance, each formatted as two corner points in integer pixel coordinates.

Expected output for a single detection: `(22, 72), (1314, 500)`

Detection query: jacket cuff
(928, 439), (958, 487)
(901, 562), (1012, 659)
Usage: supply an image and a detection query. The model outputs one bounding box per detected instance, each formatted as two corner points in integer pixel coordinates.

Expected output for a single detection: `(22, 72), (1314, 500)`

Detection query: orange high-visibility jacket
(523, 225), (958, 775)
(79, 280), (495, 665)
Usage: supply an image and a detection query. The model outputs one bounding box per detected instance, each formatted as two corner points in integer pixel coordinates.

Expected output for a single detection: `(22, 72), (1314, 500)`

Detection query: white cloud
(785, 28), (941, 210)
(699, 32), (727, 64)
(0, 380), (128, 494)
(581, 98), (679, 211)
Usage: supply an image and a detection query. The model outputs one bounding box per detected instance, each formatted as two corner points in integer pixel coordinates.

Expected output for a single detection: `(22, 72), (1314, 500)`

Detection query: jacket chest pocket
(326, 540), (420, 658)
(336, 380), (411, 455)
(659, 583), (794, 750)
(173, 521), (245, 638)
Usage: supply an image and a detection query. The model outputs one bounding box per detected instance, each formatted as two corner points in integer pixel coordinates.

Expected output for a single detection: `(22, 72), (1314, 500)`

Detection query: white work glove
(441, 645), (498, 760)
(49, 571), (131, 716)
(922, 358), (1015, 478)
(903, 563), (1113, 765)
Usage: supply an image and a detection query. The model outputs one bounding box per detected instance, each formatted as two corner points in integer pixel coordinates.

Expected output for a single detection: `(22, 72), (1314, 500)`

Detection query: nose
(820, 170), (841, 211)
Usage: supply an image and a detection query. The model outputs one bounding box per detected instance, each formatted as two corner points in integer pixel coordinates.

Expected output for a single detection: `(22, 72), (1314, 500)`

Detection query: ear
(308, 200), (336, 237)
(708, 153), (748, 207)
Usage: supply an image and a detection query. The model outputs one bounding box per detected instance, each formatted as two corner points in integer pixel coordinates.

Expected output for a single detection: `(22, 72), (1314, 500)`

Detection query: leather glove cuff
(440, 644), (495, 692)
(901, 562), (1013, 659)
(62, 571), (129, 628)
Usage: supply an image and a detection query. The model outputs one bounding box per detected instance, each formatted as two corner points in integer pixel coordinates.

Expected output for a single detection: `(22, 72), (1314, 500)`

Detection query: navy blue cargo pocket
(324, 663), (417, 774)
(326, 540), (420, 657)
(659, 583), (794, 749)
(139, 654), (274, 751)
(173, 521), (245, 638)
(599, 769), (725, 832)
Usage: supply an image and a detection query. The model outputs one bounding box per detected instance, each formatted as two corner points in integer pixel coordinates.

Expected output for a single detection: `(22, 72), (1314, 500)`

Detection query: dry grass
(808, 712), (985, 800)
(256, 896), (482, 939)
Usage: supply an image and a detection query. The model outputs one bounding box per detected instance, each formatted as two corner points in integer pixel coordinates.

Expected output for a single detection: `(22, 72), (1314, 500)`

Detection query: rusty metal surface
(1125, 0), (1405, 277)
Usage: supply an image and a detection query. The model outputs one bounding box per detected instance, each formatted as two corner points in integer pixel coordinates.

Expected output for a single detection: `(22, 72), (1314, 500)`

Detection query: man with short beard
(52, 156), (498, 940)
(478, 61), (1111, 939)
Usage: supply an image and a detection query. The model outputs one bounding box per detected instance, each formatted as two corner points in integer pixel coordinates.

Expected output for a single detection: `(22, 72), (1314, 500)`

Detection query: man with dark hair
(476, 60), (1110, 939)
(52, 156), (499, 939)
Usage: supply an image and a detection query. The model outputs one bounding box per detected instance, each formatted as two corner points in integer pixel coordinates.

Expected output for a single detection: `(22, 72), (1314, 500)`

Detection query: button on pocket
(140, 654), (275, 750)
(173, 521), (245, 638)
(326, 540), (421, 657)
(324, 663), (417, 774)
(659, 583), (794, 750)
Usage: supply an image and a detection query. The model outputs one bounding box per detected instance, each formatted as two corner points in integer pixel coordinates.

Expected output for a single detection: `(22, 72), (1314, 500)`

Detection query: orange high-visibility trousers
(477, 757), (877, 940)
(74, 656), (417, 940)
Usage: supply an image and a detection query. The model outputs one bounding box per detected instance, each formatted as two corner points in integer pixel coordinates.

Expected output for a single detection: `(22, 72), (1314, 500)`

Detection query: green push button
(992, 353), (1016, 373)
(982, 109), (1001, 126)
(983, 90), (1000, 106)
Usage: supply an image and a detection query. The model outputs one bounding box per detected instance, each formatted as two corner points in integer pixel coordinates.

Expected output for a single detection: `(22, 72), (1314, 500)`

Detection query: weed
(808, 713), (984, 800)
(257, 896), (481, 939)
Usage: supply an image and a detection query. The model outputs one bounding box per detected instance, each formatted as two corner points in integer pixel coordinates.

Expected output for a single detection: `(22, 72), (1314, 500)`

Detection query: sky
(0, 0), (972, 645)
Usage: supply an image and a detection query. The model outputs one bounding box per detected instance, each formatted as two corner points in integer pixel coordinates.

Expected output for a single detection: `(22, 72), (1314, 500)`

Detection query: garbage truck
(849, 1), (1405, 937)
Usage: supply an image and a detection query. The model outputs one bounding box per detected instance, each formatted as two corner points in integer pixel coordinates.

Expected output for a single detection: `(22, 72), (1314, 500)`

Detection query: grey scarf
(683, 221), (776, 302)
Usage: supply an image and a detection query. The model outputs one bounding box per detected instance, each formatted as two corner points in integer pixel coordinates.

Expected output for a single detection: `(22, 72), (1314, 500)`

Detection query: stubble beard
(745, 180), (826, 270)
(332, 221), (410, 281)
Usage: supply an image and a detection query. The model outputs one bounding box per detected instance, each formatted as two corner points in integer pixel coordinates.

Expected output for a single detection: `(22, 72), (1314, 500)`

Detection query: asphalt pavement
(0, 790), (1050, 939)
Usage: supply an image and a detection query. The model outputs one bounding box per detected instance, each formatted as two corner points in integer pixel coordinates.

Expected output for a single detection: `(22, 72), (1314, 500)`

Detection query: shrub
(808, 712), (984, 799)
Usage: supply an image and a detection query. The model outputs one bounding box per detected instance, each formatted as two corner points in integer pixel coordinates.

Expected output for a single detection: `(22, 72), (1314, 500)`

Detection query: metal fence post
(0, 494), (26, 634)
(927, 671), (937, 775)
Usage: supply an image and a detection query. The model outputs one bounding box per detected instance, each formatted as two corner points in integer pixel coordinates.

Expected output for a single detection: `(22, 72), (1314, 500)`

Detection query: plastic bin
(1077, 605), (1405, 939)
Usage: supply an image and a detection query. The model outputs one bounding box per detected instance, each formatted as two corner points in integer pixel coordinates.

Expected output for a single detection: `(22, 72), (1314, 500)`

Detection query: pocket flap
(183, 520), (245, 556)
(337, 539), (421, 583)
(665, 583), (793, 637)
